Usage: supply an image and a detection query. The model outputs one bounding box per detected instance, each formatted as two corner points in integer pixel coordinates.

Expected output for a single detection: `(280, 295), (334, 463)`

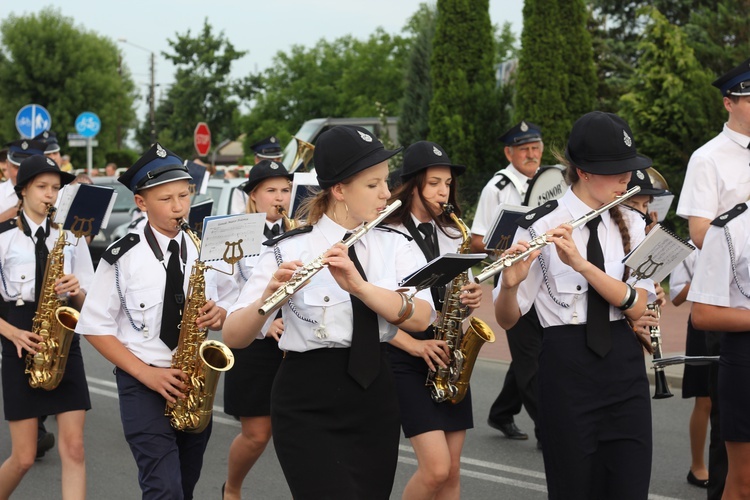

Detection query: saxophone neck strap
(144, 223), (186, 266)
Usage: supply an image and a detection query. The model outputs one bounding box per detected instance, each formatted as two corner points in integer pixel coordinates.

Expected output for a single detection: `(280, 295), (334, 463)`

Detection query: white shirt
(227, 214), (436, 352)
(471, 164), (531, 237)
(668, 240), (699, 302)
(75, 223), (238, 367)
(0, 215), (95, 304)
(230, 188), (248, 215)
(492, 188), (656, 328)
(688, 203), (750, 309)
(677, 124), (750, 220)
(0, 181), (17, 214)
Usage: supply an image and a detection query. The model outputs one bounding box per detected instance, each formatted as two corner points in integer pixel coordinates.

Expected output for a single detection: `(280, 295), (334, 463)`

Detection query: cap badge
(623, 130), (633, 148)
(525, 213), (536, 221)
(46, 158), (55, 166)
(520, 121), (529, 132)
(636, 170), (645, 180)
(270, 161), (279, 170)
(270, 137), (277, 143)
(357, 130), (373, 143)
(156, 144), (167, 158)
(21, 141), (28, 150)
(432, 146), (443, 157)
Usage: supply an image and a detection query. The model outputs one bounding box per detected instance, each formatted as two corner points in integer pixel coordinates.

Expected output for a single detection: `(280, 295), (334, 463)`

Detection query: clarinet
(258, 200), (402, 315)
(649, 303), (673, 399)
(474, 186), (641, 284)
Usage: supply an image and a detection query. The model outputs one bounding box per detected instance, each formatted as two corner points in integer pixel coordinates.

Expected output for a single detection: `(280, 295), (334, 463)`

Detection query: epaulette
(711, 203), (748, 227)
(375, 225), (413, 241)
(102, 233), (140, 265)
(0, 218), (17, 234)
(128, 215), (146, 230)
(494, 172), (511, 191)
(262, 225), (313, 246)
(516, 200), (558, 229)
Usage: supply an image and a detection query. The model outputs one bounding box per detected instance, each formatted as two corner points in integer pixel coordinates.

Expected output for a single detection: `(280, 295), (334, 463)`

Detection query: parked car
(88, 176), (138, 267)
(108, 177), (247, 249)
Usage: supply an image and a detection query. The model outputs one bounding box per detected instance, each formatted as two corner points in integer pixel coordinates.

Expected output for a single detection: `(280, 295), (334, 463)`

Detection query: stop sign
(194, 122), (211, 157)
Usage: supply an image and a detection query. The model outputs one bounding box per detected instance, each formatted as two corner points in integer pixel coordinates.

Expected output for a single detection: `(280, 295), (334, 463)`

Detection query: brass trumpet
(474, 186), (641, 284)
(277, 206), (298, 230)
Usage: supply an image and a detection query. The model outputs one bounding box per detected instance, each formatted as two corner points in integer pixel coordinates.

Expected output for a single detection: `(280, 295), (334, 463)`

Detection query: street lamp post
(118, 38), (157, 144)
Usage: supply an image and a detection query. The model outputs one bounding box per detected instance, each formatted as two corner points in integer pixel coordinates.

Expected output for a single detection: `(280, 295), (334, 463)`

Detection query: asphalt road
(0, 332), (707, 499)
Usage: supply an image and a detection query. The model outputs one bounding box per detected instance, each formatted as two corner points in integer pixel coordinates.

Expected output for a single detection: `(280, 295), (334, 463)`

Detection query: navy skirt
(1, 302), (91, 421)
(223, 337), (283, 417)
(271, 346), (400, 500)
(682, 315), (710, 398)
(719, 331), (750, 441)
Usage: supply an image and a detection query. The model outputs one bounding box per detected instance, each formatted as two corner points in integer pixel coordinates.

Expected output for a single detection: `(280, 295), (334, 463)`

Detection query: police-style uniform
(495, 112), (657, 499)
(689, 203), (750, 440)
(226, 126), (435, 499)
(224, 160), (293, 418)
(0, 140), (47, 215)
(229, 136), (284, 215)
(0, 155), (92, 421)
(474, 121), (544, 440)
(669, 244), (710, 398)
(384, 141), (473, 439)
(675, 58), (750, 499)
(75, 143), (237, 499)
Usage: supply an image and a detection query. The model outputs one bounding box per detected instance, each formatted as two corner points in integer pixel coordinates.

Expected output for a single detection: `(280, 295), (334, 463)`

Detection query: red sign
(194, 122), (211, 157)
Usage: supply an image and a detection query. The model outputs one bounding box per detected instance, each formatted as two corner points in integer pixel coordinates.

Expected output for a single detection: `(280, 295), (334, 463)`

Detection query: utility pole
(150, 52), (156, 144)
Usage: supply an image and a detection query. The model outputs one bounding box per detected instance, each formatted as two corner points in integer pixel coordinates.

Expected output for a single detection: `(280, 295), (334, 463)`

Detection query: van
(282, 117), (398, 172)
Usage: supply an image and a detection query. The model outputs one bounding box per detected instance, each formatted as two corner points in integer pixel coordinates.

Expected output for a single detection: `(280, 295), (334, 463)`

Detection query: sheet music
(648, 193), (674, 222)
(200, 213), (267, 262)
(483, 203), (529, 252)
(623, 224), (695, 283)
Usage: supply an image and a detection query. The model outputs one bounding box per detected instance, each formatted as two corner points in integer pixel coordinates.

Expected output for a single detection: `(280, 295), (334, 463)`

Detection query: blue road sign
(15, 104), (52, 138)
(75, 112), (101, 138)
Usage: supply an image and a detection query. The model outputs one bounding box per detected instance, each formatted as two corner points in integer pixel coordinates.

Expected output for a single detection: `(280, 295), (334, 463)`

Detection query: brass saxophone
(277, 205), (298, 230)
(426, 204), (495, 404)
(25, 207), (80, 390)
(165, 220), (235, 433)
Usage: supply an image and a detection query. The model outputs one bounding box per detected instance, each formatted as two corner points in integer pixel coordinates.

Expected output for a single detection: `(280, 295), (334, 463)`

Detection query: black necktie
(34, 227), (49, 303)
(417, 223), (438, 261)
(264, 223), (281, 240)
(160, 239), (184, 350)
(585, 217), (611, 357)
(344, 235), (381, 389)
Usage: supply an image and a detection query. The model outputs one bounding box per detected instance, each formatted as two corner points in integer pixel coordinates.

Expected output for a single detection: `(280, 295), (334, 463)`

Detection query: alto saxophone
(165, 220), (235, 433)
(426, 204), (495, 404)
(26, 207), (80, 390)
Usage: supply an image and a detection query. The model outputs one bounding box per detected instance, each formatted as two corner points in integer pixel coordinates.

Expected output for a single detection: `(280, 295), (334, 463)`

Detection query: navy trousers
(115, 368), (212, 500)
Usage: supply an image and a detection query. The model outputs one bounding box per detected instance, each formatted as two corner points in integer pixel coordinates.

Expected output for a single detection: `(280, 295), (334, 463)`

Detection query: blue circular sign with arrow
(15, 104), (52, 138)
(75, 112), (101, 138)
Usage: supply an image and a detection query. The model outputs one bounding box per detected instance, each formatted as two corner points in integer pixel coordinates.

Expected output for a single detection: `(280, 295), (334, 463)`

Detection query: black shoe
(687, 470), (708, 488)
(487, 419), (528, 440)
(36, 431), (55, 460)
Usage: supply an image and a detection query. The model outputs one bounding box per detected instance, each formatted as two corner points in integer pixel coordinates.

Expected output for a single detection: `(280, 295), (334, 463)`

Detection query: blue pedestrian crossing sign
(75, 112), (101, 138)
(15, 104), (52, 139)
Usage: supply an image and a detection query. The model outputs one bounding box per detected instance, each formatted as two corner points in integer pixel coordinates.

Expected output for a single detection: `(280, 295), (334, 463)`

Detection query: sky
(0, 1), (524, 122)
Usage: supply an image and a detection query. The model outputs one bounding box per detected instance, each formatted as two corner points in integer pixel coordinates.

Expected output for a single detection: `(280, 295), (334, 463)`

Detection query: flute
(473, 186), (641, 284)
(258, 200), (402, 315)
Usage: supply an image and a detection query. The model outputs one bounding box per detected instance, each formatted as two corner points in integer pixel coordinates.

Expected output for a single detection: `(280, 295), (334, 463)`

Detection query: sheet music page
(623, 225), (695, 282)
(648, 193), (674, 222)
(483, 203), (529, 252)
(53, 183), (80, 224)
(200, 213), (267, 262)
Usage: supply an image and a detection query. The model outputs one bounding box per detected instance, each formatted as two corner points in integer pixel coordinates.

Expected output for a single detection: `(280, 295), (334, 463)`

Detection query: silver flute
(473, 186), (641, 284)
(258, 199), (402, 315)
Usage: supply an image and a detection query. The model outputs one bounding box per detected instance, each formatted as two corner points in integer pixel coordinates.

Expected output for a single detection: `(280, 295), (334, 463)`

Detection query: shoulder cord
(529, 227), (570, 308)
(273, 244), (317, 325)
(237, 259), (249, 283)
(725, 226), (750, 299)
(115, 261), (146, 332)
(0, 260), (20, 300)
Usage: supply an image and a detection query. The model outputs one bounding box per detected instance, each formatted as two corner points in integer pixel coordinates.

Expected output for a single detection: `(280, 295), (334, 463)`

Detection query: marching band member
(689, 201), (750, 498)
(0, 154), (93, 499)
(383, 141), (482, 499)
(222, 159), (293, 500)
(223, 125), (435, 499)
(76, 143), (234, 499)
(472, 121), (545, 443)
(494, 111), (656, 499)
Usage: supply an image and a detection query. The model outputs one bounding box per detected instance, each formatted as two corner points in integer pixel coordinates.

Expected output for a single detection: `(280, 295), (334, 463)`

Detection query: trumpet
(474, 186), (641, 284)
(277, 206), (298, 230)
(259, 200), (402, 315)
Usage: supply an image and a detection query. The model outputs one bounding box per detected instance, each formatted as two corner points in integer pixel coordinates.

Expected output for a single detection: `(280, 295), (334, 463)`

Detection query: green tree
(428, 0), (501, 208)
(558, 0), (597, 120)
(138, 19), (247, 160)
(0, 7), (137, 168)
(619, 7), (724, 234)
(513, 0), (569, 157)
(241, 29), (409, 153)
(684, 0), (750, 76)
